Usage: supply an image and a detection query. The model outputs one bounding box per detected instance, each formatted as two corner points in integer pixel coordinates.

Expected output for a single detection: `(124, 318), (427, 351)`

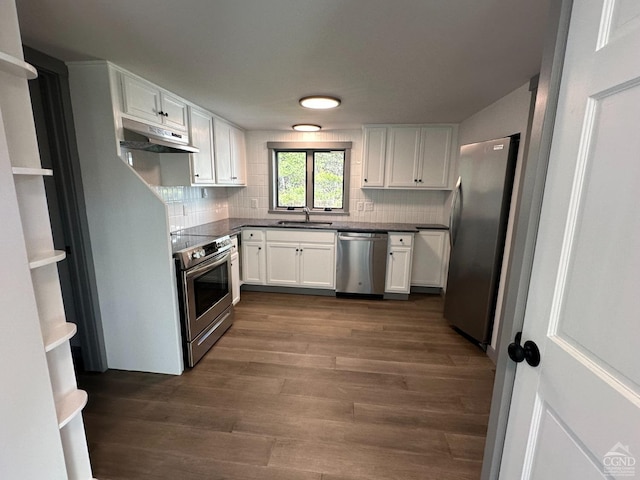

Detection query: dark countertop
(173, 217), (448, 240)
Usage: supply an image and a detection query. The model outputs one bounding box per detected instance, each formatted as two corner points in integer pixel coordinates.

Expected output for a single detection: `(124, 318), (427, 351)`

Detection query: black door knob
(508, 332), (541, 367)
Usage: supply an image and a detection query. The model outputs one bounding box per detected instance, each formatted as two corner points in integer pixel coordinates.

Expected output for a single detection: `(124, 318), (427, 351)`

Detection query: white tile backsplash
(226, 129), (449, 224)
(155, 186), (229, 232)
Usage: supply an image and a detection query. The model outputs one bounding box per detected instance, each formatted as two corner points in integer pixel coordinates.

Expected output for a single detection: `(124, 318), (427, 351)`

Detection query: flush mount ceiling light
(292, 124), (322, 132)
(299, 96), (341, 109)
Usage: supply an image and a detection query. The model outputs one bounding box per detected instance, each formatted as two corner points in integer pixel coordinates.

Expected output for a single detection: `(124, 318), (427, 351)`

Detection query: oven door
(183, 251), (232, 340)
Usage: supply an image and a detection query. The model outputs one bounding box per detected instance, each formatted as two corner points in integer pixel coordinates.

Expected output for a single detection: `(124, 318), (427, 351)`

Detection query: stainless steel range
(173, 234), (234, 367)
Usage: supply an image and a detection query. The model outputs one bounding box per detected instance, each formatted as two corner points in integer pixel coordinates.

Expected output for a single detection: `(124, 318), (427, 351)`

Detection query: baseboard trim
(241, 284), (336, 297)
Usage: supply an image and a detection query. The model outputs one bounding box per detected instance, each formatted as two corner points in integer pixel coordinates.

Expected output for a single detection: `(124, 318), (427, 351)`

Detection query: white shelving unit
(0, 1), (93, 477)
(0, 49), (37, 79)
(28, 249), (67, 269)
(12, 165), (53, 176)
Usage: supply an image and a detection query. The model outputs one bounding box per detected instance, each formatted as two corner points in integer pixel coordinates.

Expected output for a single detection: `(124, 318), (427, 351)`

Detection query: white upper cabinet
(159, 91), (188, 131)
(120, 73), (187, 131)
(386, 126), (422, 187)
(230, 125), (247, 185)
(362, 124), (457, 190)
(362, 126), (387, 187)
(189, 106), (215, 185)
(418, 126), (452, 188)
(214, 118), (246, 186)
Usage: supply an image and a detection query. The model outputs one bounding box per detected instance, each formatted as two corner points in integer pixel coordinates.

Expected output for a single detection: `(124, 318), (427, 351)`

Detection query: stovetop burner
(170, 234), (217, 255)
(172, 234), (233, 270)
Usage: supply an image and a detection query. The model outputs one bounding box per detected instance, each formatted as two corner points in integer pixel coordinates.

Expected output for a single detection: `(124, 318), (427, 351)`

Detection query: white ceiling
(16, 0), (550, 131)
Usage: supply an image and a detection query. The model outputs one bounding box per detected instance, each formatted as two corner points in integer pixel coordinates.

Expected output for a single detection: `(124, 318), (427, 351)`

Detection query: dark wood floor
(79, 291), (495, 480)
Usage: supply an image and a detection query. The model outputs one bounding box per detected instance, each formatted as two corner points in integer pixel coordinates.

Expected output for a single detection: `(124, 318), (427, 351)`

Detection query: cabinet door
(189, 108), (215, 184)
(386, 126), (421, 187)
(411, 231), (447, 287)
(160, 92), (188, 132)
(385, 247), (413, 293)
(121, 74), (161, 123)
(242, 242), (265, 284)
(230, 126), (247, 185)
(266, 243), (299, 286)
(417, 126), (452, 188)
(362, 127), (386, 187)
(230, 252), (241, 304)
(299, 243), (335, 289)
(214, 118), (233, 184)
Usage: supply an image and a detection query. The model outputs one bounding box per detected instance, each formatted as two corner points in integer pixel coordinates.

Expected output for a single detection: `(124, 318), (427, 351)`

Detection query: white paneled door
(500, 0), (640, 478)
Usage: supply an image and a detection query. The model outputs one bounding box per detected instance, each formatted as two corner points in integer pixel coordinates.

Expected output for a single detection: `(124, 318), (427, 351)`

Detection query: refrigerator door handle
(449, 176), (462, 247)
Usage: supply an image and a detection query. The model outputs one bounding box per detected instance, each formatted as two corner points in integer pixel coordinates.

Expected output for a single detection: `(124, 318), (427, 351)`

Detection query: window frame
(268, 141), (352, 215)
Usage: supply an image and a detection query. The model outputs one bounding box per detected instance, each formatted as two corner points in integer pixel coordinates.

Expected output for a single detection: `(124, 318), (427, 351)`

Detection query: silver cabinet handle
(449, 177), (462, 248)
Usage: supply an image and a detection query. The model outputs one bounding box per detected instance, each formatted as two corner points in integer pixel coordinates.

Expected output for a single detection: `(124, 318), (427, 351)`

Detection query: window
(268, 142), (352, 213)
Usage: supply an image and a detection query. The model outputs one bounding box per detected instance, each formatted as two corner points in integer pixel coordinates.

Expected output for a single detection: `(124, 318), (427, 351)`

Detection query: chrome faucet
(303, 206), (311, 222)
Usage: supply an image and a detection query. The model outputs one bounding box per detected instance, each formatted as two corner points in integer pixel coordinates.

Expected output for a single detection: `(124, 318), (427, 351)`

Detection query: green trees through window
(276, 151), (306, 207)
(313, 151), (344, 209)
(275, 149), (346, 210)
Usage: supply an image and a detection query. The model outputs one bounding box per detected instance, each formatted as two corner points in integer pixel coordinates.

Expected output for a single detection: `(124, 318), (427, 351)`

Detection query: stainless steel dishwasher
(336, 232), (388, 295)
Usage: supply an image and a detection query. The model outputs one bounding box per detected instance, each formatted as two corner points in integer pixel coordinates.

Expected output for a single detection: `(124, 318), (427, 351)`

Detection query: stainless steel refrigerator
(444, 135), (519, 345)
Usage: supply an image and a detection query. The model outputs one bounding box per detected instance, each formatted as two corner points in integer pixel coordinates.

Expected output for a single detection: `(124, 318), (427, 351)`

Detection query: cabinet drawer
(389, 233), (414, 247)
(266, 229), (335, 244)
(242, 229), (264, 242)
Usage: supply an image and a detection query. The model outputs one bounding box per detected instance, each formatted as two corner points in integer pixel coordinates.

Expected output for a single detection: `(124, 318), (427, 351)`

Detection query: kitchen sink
(277, 220), (333, 226)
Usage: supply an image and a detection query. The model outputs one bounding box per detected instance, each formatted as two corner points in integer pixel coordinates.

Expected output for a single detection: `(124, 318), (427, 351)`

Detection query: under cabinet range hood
(120, 117), (199, 154)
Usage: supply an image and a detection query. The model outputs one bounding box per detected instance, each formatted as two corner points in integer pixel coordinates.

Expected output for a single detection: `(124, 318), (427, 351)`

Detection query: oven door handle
(185, 252), (230, 278)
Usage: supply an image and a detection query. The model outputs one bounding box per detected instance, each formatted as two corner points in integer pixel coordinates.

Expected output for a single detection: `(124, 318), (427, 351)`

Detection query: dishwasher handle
(338, 234), (388, 241)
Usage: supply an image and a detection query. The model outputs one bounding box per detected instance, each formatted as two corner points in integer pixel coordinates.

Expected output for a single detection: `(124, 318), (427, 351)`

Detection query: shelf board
(0, 51), (37, 80)
(28, 250), (66, 269)
(44, 322), (77, 352)
(12, 167), (53, 176)
(56, 389), (88, 430)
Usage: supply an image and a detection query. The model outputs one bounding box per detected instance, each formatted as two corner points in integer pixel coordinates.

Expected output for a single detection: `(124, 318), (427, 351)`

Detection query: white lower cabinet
(265, 229), (336, 289)
(230, 236), (241, 304)
(266, 242), (299, 285)
(299, 243), (335, 288)
(241, 229), (266, 284)
(385, 233), (414, 294)
(242, 242), (265, 284)
(411, 230), (449, 288)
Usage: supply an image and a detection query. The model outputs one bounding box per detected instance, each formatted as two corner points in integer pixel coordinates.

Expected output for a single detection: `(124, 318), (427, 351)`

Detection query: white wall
(68, 62), (184, 375)
(457, 81), (533, 358)
(228, 130), (448, 225)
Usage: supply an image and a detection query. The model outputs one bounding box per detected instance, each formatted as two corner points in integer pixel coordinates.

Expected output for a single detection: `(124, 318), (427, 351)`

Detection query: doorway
(25, 46), (107, 372)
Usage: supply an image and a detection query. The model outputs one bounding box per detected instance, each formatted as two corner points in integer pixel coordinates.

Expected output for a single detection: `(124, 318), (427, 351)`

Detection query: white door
(241, 243), (264, 284)
(385, 247), (412, 293)
(266, 242), (299, 286)
(230, 125), (247, 184)
(214, 118), (233, 184)
(362, 126), (387, 187)
(411, 231), (446, 287)
(190, 108), (215, 184)
(121, 74), (161, 123)
(230, 252), (240, 305)
(417, 126), (451, 188)
(385, 126), (421, 187)
(299, 243), (335, 289)
(160, 92), (188, 131)
(500, 1), (640, 478)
